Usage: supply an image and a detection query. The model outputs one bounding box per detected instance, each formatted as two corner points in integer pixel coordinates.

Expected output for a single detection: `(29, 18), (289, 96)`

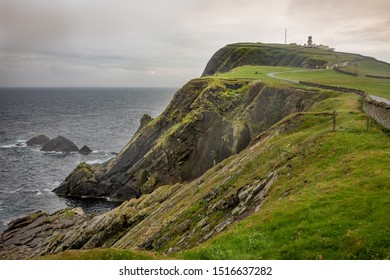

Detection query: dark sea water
(0, 87), (176, 232)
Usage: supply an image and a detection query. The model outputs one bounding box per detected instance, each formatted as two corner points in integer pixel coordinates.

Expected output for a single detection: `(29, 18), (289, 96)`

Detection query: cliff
(53, 79), (325, 201)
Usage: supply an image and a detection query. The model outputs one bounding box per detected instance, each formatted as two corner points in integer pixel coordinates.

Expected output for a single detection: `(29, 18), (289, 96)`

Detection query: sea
(0, 87), (176, 232)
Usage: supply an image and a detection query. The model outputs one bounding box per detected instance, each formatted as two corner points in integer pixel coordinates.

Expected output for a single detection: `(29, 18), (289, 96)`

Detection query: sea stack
(26, 135), (50, 146)
(40, 135), (79, 153)
(78, 145), (92, 155)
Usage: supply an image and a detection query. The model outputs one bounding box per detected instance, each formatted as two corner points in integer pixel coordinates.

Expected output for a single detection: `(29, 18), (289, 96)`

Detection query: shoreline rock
(40, 135), (79, 153)
(79, 145), (92, 155)
(26, 135), (50, 146)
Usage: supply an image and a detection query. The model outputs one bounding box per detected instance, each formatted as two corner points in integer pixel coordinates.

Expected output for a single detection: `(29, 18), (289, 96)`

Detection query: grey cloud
(0, 0), (389, 87)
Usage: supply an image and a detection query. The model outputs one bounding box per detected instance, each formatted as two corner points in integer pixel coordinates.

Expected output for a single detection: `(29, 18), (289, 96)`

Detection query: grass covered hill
(202, 43), (390, 78)
(1, 43), (389, 260)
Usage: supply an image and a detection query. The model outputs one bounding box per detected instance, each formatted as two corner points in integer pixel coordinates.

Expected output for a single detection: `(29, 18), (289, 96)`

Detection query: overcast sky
(1, 0), (389, 87)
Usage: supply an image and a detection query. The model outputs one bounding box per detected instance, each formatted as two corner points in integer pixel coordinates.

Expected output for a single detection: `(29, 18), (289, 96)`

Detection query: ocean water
(0, 87), (175, 232)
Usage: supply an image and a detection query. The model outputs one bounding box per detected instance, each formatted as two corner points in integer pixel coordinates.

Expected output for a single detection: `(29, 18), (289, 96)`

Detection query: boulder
(26, 135), (50, 146)
(40, 135), (79, 153)
(78, 145), (92, 155)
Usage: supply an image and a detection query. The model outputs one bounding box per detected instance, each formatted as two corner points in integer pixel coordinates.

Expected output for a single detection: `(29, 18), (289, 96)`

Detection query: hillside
(202, 43), (390, 76)
(0, 43), (389, 260)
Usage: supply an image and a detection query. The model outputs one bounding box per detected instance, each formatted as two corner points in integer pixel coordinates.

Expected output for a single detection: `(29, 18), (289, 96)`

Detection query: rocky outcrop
(0, 208), (88, 260)
(41, 135), (79, 153)
(136, 114), (153, 133)
(78, 145), (92, 155)
(53, 79), (326, 201)
(26, 135), (50, 146)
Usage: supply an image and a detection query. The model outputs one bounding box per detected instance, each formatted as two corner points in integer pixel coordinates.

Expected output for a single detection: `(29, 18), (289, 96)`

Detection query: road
(266, 71), (300, 84)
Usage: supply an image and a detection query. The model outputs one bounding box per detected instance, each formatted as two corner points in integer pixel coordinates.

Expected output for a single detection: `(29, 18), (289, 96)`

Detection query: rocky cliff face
(53, 78), (325, 201)
(202, 44), (312, 76)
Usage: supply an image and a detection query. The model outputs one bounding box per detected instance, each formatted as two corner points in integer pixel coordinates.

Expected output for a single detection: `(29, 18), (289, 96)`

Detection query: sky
(0, 0), (389, 87)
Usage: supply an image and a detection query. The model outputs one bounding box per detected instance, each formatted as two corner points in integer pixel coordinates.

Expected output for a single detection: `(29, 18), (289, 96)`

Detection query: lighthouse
(307, 36), (313, 46)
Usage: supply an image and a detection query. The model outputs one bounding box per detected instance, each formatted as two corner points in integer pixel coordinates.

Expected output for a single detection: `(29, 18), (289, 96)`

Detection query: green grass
(205, 43), (390, 99)
(205, 65), (301, 86)
(38, 248), (164, 260)
(277, 69), (390, 99)
(173, 93), (390, 260)
(205, 64), (390, 99)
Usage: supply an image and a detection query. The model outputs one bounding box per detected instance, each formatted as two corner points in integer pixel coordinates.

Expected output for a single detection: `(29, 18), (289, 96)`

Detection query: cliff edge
(53, 79), (325, 201)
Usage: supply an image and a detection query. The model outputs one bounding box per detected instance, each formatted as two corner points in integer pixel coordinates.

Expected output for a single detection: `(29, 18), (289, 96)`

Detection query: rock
(78, 145), (92, 155)
(40, 135), (79, 153)
(53, 162), (99, 197)
(136, 114), (154, 133)
(26, 135), (50, 146)
(0, 208), (88, 260)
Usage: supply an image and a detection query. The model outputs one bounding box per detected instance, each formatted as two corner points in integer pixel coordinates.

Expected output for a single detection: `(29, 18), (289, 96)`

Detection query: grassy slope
(206, 64), (390, 99)
(211, 65), (300, 86)
(178, 93), (390, 259)
(205, 43), (390, 99)
(38, 248), (163, 260)
(179, 60), (389, 259)
(40, 44), (390, 260)
(44, 90), (390, 260)
(277, 69), (390, 99)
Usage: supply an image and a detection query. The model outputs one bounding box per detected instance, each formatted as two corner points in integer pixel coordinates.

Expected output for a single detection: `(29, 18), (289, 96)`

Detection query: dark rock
(136, 114), (153, 133)
(78, 145), (92, 155)
(26, 135), (50, 146)
(53, 162), (99, 197)
(0, 208), (87, 260)
(40, 135), (79, 153)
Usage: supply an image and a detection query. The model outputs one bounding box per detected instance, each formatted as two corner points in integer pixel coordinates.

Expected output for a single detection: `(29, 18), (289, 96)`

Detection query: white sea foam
(1, 143), (27, 148)
(35, 189), (42, 196)
(86, 157), (113, 165)
(8, 188), (22, 194)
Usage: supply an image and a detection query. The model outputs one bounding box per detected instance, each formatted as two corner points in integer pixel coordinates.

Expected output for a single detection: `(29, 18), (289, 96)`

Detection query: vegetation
(45, 44), (390, 260)
(42, 89), (390, 260)
(178, 93), (390, 259)
(204, 42), (390, 99)
(5, 43), (389, 260)
(277, 69), (390, 99)
(38, 248), (162, 260)
(203, 43), (389, 76)
(208, 65), (299, 86)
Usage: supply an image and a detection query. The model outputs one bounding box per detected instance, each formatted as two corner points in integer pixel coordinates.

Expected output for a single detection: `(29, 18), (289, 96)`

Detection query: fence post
(332, 110), (336, 131)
